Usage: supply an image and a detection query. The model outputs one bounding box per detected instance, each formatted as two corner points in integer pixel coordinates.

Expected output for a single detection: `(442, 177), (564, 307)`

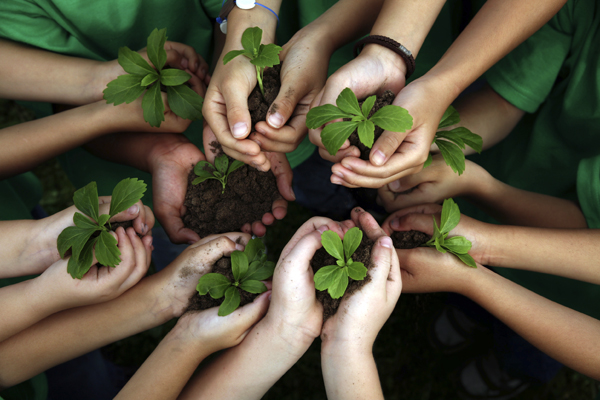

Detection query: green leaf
(146, 28), (168, 71)
(142, 82), (165, 128)
(321, 230), (344, 261)
(241, 26), (262, 55)
(314, 265), (340, 290)
(118, 46), (155, 76)
(305, 104), (353, 129)
(454, 252), (477, 268)
(328, 268), (349, 299)
(434, 236), (446, 253)
(196, 273), (232, 298)
(231, 250), (249, 281)
(67, 237), (97, 279)
(361, 95), (377, 118)
(336, 88), (362, 116)
(436, 130), (465, 149)
(215, 155), (229, 174)
(218, 286), (241, 316)
(321, 121), (359, 156)
(440, 198), (461, 235)
(436, 139), (466, 175)
(423, 153), (433, 169)
(97, 214), (110, 227)
(57, 225), (99, 259)
(140, 72), (159, 87)
(192, 175), (216, 185)
(245, 260), (275, 281)
(73, 182), (100, 222)
(194, 161), (213, 175)
(228, 160), (245, 174)
(73, 212), (98, 230)
(443, 236), (472, 254)
(223, 49), (249, 65)
(357, 120), (375, 149)
(109, 178), (147, 217)
(244, 238), (265, 263)
(347, 261), (367, 281)
(343, 227), (362, 261)
(252, 43), (282, 69)
(239, 279), (267, 294)
(448, 127), (483, 153)
(160, 69), (191, 86)
(370, 105), (413, 133)
(166, 84), (204, 121)
(438, 105), (460, 129)
(103, 74), (146, 105)
(95, 230), (121, 268)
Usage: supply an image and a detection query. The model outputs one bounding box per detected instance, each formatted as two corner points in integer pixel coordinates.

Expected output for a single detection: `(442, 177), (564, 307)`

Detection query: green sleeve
(577, 156), (600, 229)
(485, 3), (573, 113)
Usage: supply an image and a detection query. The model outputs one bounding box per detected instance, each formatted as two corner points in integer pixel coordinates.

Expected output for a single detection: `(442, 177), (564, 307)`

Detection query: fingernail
(143, 224), (148, 234)
(290, 188), (296, 201)
(181, 59), (189, 69)
(317, 225), (328, 234)
(232, 122), (248, 138)
(389, 180), (401, 192)
(391, 218), (400, 229)
(380, 236), (393, 248)
(200, 68), (207, 78)
(268, 293), (272, 301)
(333, 171), (344, 179)
(331, 176), (343, 185)
(235, 243), (245, 251)
(268, 112), (284, 128)
(188, 240), (196, 245)
(127, 204), (139, 214)
(148, 236), (154, 246)
(252, 139), (262, 147)
(372, 150), (386, 166)
(353, 207), (364, 214)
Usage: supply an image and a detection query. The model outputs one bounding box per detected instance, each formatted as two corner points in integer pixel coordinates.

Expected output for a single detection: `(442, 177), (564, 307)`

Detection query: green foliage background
(1, 99), (598, 399)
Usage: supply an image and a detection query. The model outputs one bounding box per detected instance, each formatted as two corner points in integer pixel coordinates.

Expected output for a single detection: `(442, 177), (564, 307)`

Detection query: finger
(164, 41), (200, 71)
(251, 220), (267, 238)
(280, 218), (342, 260)
(222, 81), (252, 140)
(107, 202), (142, 225)
(268, 152), (295, 201)
(334, 161), (423, 188)
(189, 232), (251, 249)
(164, 48), (184, 70)
(228, 290), (271, 341)
(390, 212), (437, 235)
(189, 236), (240, 271)
(266, 77), (310, 129)
(249, 130), (298, 153)
(317, 144), (359, 164)
(271, 199), (287, 221)
(119, 227), (151, 289)
(350, 207), (386, 241)
(159, 205), (201, 245)
(278, 230), (324, 279)
(368, 236), (394, 287)
(370, 130), (408, 167)
(114, 227), (134, 273)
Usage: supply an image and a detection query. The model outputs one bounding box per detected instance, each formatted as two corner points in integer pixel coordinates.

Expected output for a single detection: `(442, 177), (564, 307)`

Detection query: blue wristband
(217, 0), (279, 34)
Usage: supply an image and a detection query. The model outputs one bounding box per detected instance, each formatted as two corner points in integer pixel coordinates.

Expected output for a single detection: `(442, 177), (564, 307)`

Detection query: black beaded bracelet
(353, 35), (416, 80)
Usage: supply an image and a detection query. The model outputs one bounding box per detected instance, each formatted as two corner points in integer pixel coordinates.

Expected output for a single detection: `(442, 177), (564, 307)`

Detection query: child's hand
(377, 155), (485, 213)
(37, 226), (153, 310)
(382, 204), (492, 266)
(397, 247), (484, 295)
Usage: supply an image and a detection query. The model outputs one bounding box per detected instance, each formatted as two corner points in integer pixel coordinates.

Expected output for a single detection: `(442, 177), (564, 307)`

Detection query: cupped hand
(382, 204), (492, 266)
(327, 78), (449, 188)
(397, 246), (484, 295)
(204, 127), (295, 238)
(40, 226), (153, 310)
(377, 155), (482, 213)
(308, 44), (408, 164)
(147, 134), (206, 244)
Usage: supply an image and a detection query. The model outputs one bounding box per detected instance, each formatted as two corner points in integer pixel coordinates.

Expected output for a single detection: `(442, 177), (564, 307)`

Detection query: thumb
(390, 212), (436, 236)
(370, 129), (407, 166)
(230, 290), (271, 341)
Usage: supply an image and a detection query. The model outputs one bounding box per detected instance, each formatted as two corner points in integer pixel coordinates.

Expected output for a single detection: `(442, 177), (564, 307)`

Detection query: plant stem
(256, 65), (265, 98)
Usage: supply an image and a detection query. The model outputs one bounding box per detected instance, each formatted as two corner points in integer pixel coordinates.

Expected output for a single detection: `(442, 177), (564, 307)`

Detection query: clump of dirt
(391, 230), (431, 249)
(348, 90), (395, 161)
(186, 256), (258, 312)
(248, 64), (281, 127)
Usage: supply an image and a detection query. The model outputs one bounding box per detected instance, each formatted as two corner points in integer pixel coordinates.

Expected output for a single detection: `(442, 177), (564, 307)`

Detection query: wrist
(87, 60), (116, 104)
(225, 3), (279, 45)
(145, 133), (192, 175)
(321, 336), (373, 359)
(360, 43), (408, 80)
(262, 314), (318, 358)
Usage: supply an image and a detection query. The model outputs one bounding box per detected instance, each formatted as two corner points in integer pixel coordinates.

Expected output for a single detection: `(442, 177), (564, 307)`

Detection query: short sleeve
(485, 5), (573, 113)
(577, 156), (600, 229)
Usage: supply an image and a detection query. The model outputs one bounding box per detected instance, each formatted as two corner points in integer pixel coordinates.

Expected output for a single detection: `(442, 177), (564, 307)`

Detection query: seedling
(423, 105), (483, 175)
(57, 178), (147, 279)
(305, 88), (413, 156)
(103, 28), (204, 128)
(424, 198), (477, 267)
(223, 26), (282, 98)
(192, 154), (244, 193)
(196, 238), (275, 316)
(314, 227), (368, 299)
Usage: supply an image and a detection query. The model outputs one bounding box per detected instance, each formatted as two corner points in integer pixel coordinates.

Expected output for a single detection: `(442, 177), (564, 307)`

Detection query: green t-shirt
(464, 0), (600, 318)
(577, 156), (600, 229)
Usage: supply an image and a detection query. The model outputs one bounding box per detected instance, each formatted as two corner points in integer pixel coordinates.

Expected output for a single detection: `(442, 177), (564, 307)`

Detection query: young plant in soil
(423, 105), (483, 175)
(103, 28), (204, 127)
(195, 238), (275, 316)
(306, 87), (413, 156)
(424, 198), (476, 267)
(57, 178), (147, 279)
(192, 154), (244, 193)
(223, 26), (282, 98)
(314, 227), (367, 299)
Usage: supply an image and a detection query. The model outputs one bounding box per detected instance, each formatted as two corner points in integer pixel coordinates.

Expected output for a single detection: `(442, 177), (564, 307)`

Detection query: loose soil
(248, 64), (281, 128)
(183, 146), (280, 238)
(186, 256), (258, 312)
(349, 90), (395, 161)
(311, 229), (431, 321)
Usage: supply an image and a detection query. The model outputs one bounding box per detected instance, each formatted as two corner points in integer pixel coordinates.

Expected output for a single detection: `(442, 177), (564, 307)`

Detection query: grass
(2, 99), (599, 399)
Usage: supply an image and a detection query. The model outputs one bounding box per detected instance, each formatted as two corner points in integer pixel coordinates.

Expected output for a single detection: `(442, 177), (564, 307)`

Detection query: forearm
(0, 273), (174, 388)
(0, 220), (49, 278)
(424, 0), (567, 102)
(463, 267), (600, 380)
(224, 0), (281, 46)
(321, 344), (383, 400)
(179, 317), (313, 400)
(0, 39), (104, 104)
(116, 323), (211, 400)
(483, 226), (600, 284)
(0, 102), (124, 180)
